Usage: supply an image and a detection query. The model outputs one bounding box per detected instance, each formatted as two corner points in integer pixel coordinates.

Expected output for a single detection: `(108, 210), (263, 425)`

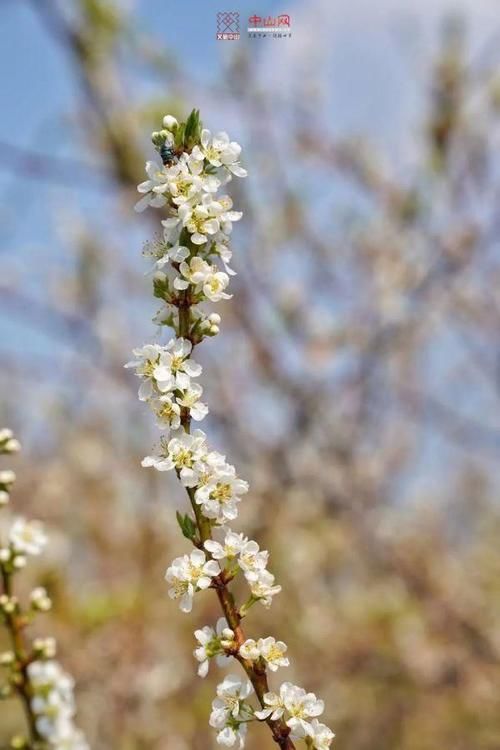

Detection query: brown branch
(176, 296), (296, 749)
(0, 568), (41, 745)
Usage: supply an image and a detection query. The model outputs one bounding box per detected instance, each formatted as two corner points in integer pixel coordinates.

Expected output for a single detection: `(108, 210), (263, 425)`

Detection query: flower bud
(151, 129), (173, 149)
(208, 313), (221, 325)
(0, 491), (9, 507)
(163, 115), (178, 131)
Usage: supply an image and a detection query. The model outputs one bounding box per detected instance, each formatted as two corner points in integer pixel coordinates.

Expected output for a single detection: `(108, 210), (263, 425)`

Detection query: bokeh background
(1, 0), (500, 747)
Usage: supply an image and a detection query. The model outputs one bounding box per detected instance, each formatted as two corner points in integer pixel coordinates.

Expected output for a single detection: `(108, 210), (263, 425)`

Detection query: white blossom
(307, 719), (336, 749)
(125, 343), (164, 401)
(180, 449), (227, 489)
(248, 569), (281, 608)
(164, 158), (203, 206)
(195, 467), (249, 524)
(238, 539), (269, 583)
(134, 160), (169, 212)
(255, 682), (324, 738)
(142, 429), (207, 473)
(176, 383), (209, 421)
(215, 723), (247, 749)
(175, 256), (212, 290)
(194, 617), (234, 677)
(150, 394), (181, 431)
(210, 674), (253, 729)
(175, 256), (231, 302)
(165, 549), (219, 613)
(239, 637), (289, 671)
(143, 236), (189, 270)
(204, 529), (249, 561)
(202, 267), (231, 302)
(178, 194), (222, 245)
(194, 130), (248, 178)
(154, 337), (202, 390)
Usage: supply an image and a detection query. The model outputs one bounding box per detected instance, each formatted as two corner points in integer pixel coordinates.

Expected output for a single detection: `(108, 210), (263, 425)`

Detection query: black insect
(160, 143), (179, 166)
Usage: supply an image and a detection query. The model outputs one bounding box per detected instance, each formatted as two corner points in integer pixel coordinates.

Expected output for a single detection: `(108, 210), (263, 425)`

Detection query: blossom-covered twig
(129, 110), (335, 750)
(0, 430), (88, 750)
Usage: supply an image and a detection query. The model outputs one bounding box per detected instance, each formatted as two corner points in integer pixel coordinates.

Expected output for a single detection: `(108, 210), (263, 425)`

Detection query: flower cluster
(0, 430), (89, 750)
(126, 338), (207, 428)
(256, 683), (333, 748)
(28, 660), (88, 750)
(0, 517), (48, 571)
(135, 111), (245, 335)
(143, 431), (250, 526)
(131, 111), (334, 749)
(209, 674), (253, 749)
(205, 528), (281, 608)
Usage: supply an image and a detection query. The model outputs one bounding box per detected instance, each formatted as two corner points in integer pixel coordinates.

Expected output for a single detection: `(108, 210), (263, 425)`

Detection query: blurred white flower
(28, 660), (89, 750)
(30, 586), (52, 612)
(9, 518), (47, 556)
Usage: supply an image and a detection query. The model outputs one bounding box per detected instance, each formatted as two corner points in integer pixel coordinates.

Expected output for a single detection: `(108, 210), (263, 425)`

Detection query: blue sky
(2, 0), (500, 481)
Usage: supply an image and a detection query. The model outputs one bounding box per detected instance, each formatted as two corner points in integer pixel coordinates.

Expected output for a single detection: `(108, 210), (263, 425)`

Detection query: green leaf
(176, 511), (197, 541)
(174, 123), (185, 149)
(183, 108), (202, 149)
(153, 274), (169, 300)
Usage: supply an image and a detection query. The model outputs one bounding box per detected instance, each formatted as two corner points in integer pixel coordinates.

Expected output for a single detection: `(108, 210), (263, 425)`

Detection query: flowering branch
(0, 430), (88, 750)
(129, 110), (334, 750)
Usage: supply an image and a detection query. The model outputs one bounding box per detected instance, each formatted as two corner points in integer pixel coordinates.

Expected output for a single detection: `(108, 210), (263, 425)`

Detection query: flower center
(174, 449), (193, 468)
(211, 483), (232, 503)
